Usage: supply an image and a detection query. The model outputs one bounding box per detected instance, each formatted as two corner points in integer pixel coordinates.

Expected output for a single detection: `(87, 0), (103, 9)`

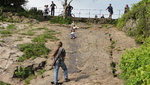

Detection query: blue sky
(25, 0), (142, 18)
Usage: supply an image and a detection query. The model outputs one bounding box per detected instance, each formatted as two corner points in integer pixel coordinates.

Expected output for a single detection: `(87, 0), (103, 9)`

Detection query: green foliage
(50, 17), (72, 24)
(119, 37), (150, 85)
(20, 30), (35, 36)
(17, 8), (43, 21)
(37, 69), (46, 75)
(24, 75), (35, 84)
(117, 0), (150, 43)
(102, 24), (108, 27)
(0, 24), (17, 38)
(109, 40), (116, 49)
(7, 24), (16, 30)
(18, 43), (50, 61)
(14, 66), (34, 80)
(32, 30), (59, 43)
(0, 81), (11, 85)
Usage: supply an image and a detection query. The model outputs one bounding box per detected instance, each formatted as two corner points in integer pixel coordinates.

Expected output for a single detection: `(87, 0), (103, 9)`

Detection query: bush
(119, 37), (150, 85)
(117, 0), (150, 43)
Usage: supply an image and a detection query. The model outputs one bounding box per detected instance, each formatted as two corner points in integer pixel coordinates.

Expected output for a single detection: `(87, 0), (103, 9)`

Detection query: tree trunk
(63, 0), (67, 19)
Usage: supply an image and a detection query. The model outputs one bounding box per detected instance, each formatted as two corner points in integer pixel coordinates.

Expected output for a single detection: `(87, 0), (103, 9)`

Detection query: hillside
(0, 21), (138, 85)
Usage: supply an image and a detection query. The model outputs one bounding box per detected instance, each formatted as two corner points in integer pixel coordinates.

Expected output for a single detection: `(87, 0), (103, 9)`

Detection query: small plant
(14, 66), (34, 80)
(0, 27), (4, 29)
(110, 40), (116, 49)
(110, 62), (117, 77)
(0, 81), (11, 85)
(7, 24), (16, 30)
(102, 24), (108, 27)
(24, 75), (35, 84)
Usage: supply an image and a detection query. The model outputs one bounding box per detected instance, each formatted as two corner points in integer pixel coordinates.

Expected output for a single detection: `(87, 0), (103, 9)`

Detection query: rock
(22, 57), (47, 70)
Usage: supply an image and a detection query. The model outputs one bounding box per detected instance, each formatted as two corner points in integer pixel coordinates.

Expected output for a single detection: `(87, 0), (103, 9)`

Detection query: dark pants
(51, 9), (55, 16)
(67, 10), (71, 16)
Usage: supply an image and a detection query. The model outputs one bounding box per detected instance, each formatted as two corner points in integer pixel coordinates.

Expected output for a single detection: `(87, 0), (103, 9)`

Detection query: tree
(0, 0), (28, 12)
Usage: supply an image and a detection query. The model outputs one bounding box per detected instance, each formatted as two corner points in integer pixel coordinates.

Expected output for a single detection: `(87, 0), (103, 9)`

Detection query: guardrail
(36, 7), (125, 19)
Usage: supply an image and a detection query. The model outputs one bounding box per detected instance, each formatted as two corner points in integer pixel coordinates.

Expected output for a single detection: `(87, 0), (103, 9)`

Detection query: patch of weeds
(86, 22), (92, 25)
(0, 27), (5, 29)
(20, 31), (35, 36)
(50, 17), (72, 24)
(35, 27), (48, 30)
(0, 81), (11, 85)
(110, 40), (116, 49)
(15, 36), (23, 41)
(110, 62), (117, 77)
(18, 56), (26, 62)
(110, 62), (116, 68)
(18, 43), (50, 61)
(0, 30), (11, 34)
(0, 40), (5, 43)
(116, 48), (122, 51)
(14, 66), (34, 80)
(32, 30), (59, 43)
(1, 34), (12, 38)
(25, 75), (35, 85)
(102, 24), (108, 27)
(7, 24), (16, 31)
(37, 69), (46, 75)
(24, 69), (46, 85)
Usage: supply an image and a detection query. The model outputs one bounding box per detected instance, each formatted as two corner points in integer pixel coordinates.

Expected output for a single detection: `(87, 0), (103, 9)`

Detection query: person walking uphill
(106, 4), (113, 18)
(50, 1), (57, 16)
(51, 41), (70, 85)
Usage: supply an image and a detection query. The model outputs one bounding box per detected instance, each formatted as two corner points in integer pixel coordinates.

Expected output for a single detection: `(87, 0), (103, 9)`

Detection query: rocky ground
(0, 21), (138, 85)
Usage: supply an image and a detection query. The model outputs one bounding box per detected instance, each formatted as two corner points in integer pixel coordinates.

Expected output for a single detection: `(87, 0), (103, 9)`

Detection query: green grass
(0, 81), (11, 85)
(32, 30), (59, 43)
(20, 31), (35, 36)
(18, 43), (50, 62)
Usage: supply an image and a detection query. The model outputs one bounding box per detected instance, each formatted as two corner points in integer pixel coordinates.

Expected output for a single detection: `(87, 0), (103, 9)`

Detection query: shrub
(119, 37), (150, 85)
(117, 0), (150, 43)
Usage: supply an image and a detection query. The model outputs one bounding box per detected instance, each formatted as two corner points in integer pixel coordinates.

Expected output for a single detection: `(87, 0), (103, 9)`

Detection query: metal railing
(37, 7), (124, 19)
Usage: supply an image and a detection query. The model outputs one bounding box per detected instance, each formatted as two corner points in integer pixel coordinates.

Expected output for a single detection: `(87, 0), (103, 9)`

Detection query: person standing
(43, 5), (50, 20)
(106, 4), (113, 18)
(50, 1), (57, 16)
(51, 41), (70, 85)
(124, 4), (130, 13)
(66, 4), (73, 16)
